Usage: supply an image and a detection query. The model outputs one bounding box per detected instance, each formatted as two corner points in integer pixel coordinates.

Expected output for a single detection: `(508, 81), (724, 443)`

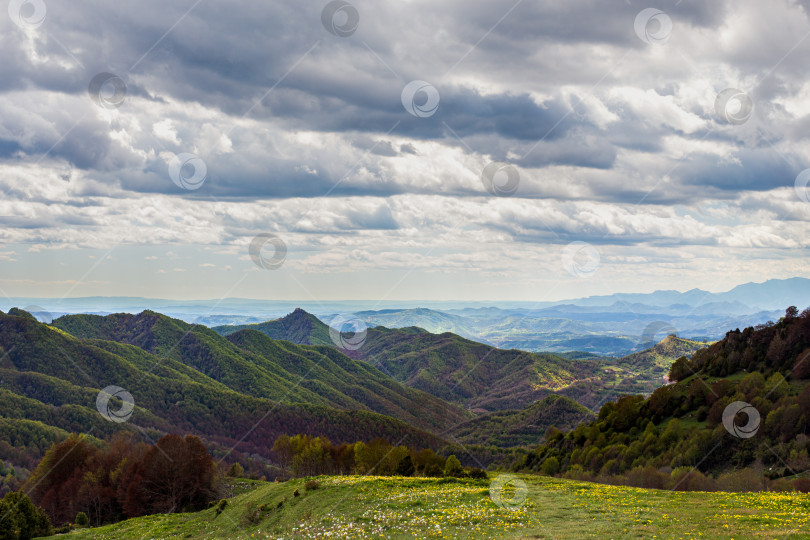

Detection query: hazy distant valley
(7, 277), (800, 357)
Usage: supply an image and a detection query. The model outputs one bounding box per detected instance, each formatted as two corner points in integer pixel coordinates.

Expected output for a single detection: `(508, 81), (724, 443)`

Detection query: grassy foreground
(56, 474), (810, 539)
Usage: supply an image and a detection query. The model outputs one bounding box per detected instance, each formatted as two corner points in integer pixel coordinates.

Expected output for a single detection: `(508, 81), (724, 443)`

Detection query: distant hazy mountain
(559, 277), (810, 311)
(347, 305), (776, 356)
(6, 277), (804, 356)
(352, 308), (485, 342)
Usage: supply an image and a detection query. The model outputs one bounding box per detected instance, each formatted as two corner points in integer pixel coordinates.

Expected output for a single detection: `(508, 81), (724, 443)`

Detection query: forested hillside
(213, 308), (333, 345)
(0, 309), (460, 493)
(216, 309), (707, 415)
(214, 309), (607, 411)
(51, 310), (468, 431)
(516, 308), (810, 489)
(450, 395), (596, 447)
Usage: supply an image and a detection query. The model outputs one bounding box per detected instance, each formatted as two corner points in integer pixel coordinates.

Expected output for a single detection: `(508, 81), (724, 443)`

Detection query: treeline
(514, 308), (810, 491)
(670, 305), (810, 381)
(25, 433), (219, 527)
(271, 434), (487, 478)
(559, 462), (810, 492)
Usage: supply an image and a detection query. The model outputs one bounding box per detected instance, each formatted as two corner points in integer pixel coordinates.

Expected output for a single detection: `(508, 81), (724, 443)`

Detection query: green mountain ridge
(213, 308), (334, 346)
(51, 310), (468, 432)
(518, 310), (810, 481)
(217, 310), (706, 415)
(214, 309), (605, 411)
(0, 309), (458, 489)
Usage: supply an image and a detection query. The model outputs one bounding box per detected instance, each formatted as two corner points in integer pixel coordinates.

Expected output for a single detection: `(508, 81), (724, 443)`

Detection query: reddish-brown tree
(120, 434), (218, 516)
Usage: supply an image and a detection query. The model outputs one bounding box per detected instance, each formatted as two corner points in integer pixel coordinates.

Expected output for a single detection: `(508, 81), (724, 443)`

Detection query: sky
(1, 0), (810, 303)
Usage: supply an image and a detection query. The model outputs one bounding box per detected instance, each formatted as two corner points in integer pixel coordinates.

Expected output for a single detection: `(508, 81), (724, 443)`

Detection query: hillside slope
(59, 475), (809, 539)
(519, 309), (810, 481)
(51, 310), (469, 432)
(213, 308), (333, 346)
(215, 309), (605, 412)
(449, 395), (596, 447)
(215, 309), (708, 415)
(0, 309), (454, 485)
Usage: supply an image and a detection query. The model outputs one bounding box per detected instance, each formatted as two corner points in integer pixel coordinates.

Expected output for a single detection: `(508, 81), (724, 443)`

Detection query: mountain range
(7, 277), (803, 357)
(0, 303), (708, 493)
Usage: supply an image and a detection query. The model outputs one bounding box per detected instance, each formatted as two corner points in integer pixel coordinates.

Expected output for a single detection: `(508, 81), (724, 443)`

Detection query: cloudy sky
(1, 0), (810, 303)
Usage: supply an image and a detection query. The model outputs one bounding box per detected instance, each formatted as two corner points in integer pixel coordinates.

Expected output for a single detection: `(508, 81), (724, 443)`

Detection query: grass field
(56, 474), (810, 539)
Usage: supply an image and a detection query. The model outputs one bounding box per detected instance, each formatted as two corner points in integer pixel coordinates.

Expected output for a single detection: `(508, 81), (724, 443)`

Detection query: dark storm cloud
(679, 149), (802, 193)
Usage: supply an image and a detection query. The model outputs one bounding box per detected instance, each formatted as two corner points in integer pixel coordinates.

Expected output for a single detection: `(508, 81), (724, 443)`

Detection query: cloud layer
(1, 0), (810, 300)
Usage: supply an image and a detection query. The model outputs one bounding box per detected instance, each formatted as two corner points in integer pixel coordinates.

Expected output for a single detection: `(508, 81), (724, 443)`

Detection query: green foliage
(395, 455), (415, 477)
(75, 512), (89, 527)
(541, 457), (560, 476)
(450, 395), (594, 447)
(39, 475), (810, 539)
(0, 491), (52, 540)
(517, 312), (810, 490)
(272, 435), (449, 478)
(443, 455), (463, 477)
(227, 463), (245, 478)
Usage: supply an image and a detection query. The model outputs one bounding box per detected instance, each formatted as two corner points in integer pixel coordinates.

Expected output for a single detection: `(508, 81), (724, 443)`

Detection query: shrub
(75, 511), (89, 527)
(670, 469), (716, 492)
(466, 467), (488, 479)
(215, 499), (228, 515)
(245, 506), (263, 525)
(541, 457), (560, 476)
(424, 463), (443, 477)
(293, 488), (300, 497)
(623, 466), (666, 490)
(395, 455), (415, 477)
(304, 479), (320, 491)
(227, 462), (245, 478)
(768, 478), (795, 492)
(793, 478), (810, 493)
(717, 469), (764, 492)
(443, 455), (464, 478)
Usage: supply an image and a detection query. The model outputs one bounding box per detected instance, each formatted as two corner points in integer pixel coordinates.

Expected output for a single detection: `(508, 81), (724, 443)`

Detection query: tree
(443, 455), (463, 477)
(0, 491), (52, 540)
(786, 306), (799, 319)
(669, 357), (692, 382)
(395, 455), (415, 477)
(23, 435), (97, 526)
(121, 434), (218, 516)
(227, 463), (244, 478)
(792, 351), (810, 380)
